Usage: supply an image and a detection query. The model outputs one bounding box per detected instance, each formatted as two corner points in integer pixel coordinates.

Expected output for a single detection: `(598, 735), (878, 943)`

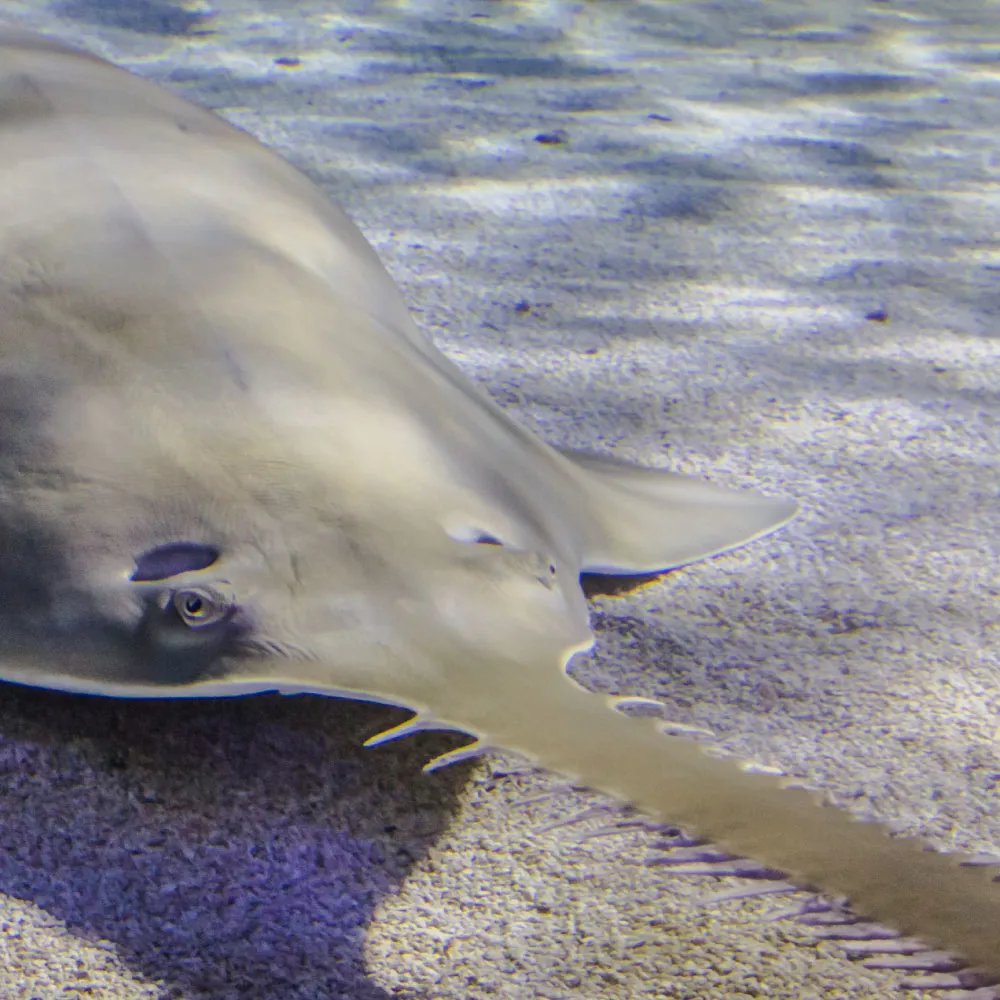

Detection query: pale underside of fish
(0, 26), (997, 985)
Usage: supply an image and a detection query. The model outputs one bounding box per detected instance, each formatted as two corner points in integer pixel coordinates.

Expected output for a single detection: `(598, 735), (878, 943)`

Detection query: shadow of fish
(0, 26), (997, 985)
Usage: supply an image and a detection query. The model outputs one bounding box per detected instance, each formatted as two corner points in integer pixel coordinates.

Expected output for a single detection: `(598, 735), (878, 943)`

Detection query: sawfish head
(2, 278), (795, 742)
(0, 21), (795, 752)
(0, 225), (795, 747)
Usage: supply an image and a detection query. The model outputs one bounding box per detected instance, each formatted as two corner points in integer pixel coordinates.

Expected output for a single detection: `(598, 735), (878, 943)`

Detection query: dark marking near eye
(131, 542), (220, 582)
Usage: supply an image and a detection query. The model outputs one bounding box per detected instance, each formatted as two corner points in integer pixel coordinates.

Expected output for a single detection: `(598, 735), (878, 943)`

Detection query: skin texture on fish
(0, 24), (998, 988)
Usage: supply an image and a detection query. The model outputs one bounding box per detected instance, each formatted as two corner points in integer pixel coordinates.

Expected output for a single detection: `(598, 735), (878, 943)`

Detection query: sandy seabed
(1, 0), (1000, 997)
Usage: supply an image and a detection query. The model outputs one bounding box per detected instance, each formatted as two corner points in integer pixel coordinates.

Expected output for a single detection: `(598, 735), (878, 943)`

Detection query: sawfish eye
(172, 588), (229, 628)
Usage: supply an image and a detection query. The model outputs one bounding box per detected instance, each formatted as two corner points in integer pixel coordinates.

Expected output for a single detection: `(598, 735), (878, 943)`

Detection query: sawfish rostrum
(1, 28), (999, 983)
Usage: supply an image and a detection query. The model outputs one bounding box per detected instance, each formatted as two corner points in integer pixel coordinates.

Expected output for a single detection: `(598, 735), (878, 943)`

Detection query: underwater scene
(1, 0), (1000, 997)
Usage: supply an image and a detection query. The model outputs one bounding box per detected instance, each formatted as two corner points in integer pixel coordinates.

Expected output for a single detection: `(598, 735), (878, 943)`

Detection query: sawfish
(0, 27), (998, 985)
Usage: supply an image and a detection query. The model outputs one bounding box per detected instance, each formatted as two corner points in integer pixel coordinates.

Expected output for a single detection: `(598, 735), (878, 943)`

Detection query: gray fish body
(2, 28), (999, 983)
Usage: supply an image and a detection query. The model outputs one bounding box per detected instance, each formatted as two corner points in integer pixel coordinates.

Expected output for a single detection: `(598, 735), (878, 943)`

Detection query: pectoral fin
(562, 450), (797, 574)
